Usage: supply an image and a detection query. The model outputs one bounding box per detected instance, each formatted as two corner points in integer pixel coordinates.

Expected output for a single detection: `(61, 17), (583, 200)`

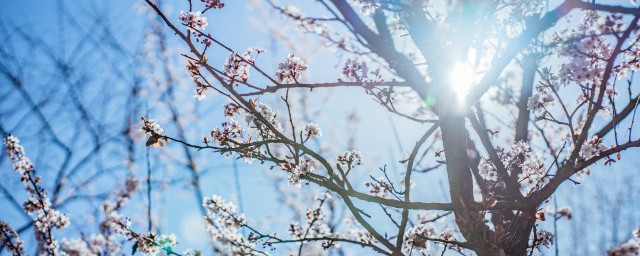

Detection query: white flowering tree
(4, 0), (640, 255)
(135, 0), (640, 255)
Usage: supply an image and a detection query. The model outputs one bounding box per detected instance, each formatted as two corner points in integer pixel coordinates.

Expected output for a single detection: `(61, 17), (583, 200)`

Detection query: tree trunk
(440, 104), (537, 256)
(440, 108), (496, 254)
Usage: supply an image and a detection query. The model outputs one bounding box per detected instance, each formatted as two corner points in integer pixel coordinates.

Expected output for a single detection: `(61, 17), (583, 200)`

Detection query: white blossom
(518, 159), (547, 193)
(364, 177), (391, 198)
(276, 54), (308, 83)
(337, 150), (364, 168)
(210, 120), (243, 146)
(223, 47), (264, 85)
(178, 11), (208, 31)
(202, 195), (258, 255)
(579, 136), (607, 159)
(224, 102), (241, 118)
(341, 58), (369, 82)
(88, 234), (106, 253)
(202, 0), (224, 9)
(304, 123), (322, 139)
(139, 117), (164, 137)
(288, 156), (316, 188)
(528, 68), (559, 115)
(61, 238), (93, 256)
(254, 103), (282, 132)
(4, 135), (70, 255)
(194, 89), (207, 100)
(608, 240), (640, 256)
(0, 221), (25, 256)
(478, 158), (498, 181)
(157, 234), (177, 248)
(403, 224), (435, 253)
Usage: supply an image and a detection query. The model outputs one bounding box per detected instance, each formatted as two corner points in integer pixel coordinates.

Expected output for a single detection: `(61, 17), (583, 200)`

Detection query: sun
(449, 62), (476, 104)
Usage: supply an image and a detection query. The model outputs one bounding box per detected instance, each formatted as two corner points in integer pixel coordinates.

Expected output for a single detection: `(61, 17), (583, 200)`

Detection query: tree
(3, 0), (640, 255)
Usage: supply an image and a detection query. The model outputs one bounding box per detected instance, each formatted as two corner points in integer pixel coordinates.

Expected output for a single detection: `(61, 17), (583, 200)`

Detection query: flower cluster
(72, 176), (140, 256)
(140, 117), (167, 147)
(223, 102), (242, 118)
(341, 58), (369, 82)
(419, 212), (447, 225)
(558, 43), (606, 84)
(202, 0), (224, 9)
(87, 235), (109, 254)
(252, 102), (283, 133)
(499, 142), (545, 192)
(288, 156), (317, 188)
(4, 135), (33, 181)
(519, 159), (546, 192)
(0, 221), (24, 256)
(204, 101), (286, 162)
(289, 209), (331, 240)
(403, 224), (434, 252)
(153, 234), (178, 254)
(528, 68), (558, 115)
(177, 1), (223, 44)
(608, 241), (640, 256)
(303, 123), (322, 139)
(579, 135), (607, 160)
(140, 117), (164, 137)
(103, 204), (129, 234)
(178, 11), (208, 31)
(337, 150), (364, 169)
(288, 194), (334, 246)
(61, 238), (93, 255)
(607, 227), (640, 255)
(4, 135), (70, 255)
(110, 217), (177, 256)
(137, 234), (162, 256)
(556, 12), (617, 85)
(203, 195), (258, 255)
(480, 141), (547, 193)
(186, 60), (208, 100)
(403, 222), (457, 253)
(34, 207), (70, 235)
(223, 47), (265, 85)
(620, 34), (640, 75)
(478, 158), (498, 181)
(532, 230), (554, 249)
(276, 54), (308, 83)
(211, 120), (244, 146)
(60, 235), (108, 256)
(364, 177), (392, 198)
